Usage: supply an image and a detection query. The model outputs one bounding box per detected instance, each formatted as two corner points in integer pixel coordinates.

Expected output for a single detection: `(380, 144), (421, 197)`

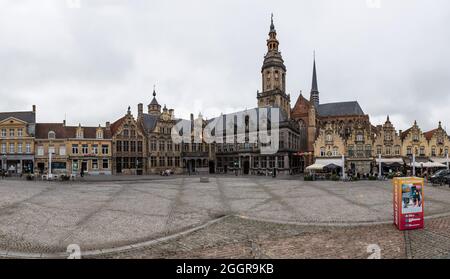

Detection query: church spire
(310, 52), (319, 107)
(267, 13), (279, 53)
(270, 13), (275, 33)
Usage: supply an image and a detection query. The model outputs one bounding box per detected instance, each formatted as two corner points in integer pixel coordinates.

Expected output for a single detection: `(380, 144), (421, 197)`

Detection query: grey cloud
(0, 0), (449, 132)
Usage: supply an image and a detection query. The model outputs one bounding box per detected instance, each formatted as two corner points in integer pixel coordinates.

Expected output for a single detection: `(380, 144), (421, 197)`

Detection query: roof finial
(439, 121), (442, 128)
(153, 84), (156, 97)
(270, 13), (275, 32)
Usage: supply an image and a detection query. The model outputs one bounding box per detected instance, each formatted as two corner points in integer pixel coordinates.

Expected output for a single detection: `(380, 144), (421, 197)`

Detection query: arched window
(332, 147), (339, 156)
(320, 147), (325, 157)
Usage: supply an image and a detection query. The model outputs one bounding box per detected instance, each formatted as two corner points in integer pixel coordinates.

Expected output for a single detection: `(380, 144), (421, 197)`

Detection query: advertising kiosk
(393, 177), (424, 230)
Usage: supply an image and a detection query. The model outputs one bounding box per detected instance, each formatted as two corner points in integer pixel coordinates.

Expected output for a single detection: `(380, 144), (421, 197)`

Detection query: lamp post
(48, 150), (53, 179)
(378, 154), (382, 180)
(2, 154), (6, 172)
(341, 154), (346, 180)
(412, 153), (416, 177)
(447, 153), (449, 171)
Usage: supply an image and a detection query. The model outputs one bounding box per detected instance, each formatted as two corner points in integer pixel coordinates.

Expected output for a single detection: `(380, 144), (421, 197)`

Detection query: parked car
(429, 169), (450, 185)
(443, 174), (450, 187)
(160, 169), (173, 176)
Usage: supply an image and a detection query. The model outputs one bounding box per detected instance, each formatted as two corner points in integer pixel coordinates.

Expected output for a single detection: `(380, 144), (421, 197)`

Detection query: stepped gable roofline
(423, 128), (439, 141)
(110, 115), (127, 135)
(0, 111), (35, 123)
(317, 101), (365, 117)
(400, 127), (412, 140)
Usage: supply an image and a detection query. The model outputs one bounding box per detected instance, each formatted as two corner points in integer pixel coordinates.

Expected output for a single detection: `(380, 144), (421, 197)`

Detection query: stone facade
(137, 90), (183, 175)
(34, 122), (112, 176)
(110, 108), (146, 175)
(0, 106), (36, 175)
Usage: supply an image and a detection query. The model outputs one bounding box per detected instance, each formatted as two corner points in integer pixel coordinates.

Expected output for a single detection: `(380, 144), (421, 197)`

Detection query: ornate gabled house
(137, 89), (183, 174)
(344, 120), (376, 174)
(313, 123), (346, 158)
(0, 106), (36, 175)
(400, 121), (428, 164)
(423, 121), (450, 159)
(372, 116), (403, 172)
(110, 107), (146, 175)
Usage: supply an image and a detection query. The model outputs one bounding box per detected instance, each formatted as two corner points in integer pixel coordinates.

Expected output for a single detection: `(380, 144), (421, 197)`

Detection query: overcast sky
(1, 0), (449, 132)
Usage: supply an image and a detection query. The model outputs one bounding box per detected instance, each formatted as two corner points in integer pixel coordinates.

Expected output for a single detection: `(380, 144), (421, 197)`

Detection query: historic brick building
(291, 54), (374, 174)
(215, 16), (301, 175)
(35, 122), (112, 176)
(110, 107), (146, 175)
(137, 89), (183, 174)
(0, 106), (36, 175)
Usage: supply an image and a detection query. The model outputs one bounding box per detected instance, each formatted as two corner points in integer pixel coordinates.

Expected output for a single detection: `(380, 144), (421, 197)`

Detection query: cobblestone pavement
(94, 216), (450, 259)
(0, 177), (450, 255)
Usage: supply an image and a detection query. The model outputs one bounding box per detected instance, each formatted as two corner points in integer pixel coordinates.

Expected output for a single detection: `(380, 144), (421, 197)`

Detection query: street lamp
(2, 154), (6, 172)
(48, 149), (55, 179)
(378, 154), (382, 180)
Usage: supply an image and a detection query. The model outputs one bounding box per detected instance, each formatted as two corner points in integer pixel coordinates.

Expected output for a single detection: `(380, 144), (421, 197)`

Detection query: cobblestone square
(0, 176), (449, 258)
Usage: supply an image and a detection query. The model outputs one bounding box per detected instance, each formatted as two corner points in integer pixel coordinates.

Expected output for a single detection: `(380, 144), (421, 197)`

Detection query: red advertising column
(393, 177), (424, 230)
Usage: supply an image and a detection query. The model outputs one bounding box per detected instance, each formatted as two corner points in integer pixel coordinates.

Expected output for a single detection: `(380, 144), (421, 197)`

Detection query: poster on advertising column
(393, 177), (424, 230)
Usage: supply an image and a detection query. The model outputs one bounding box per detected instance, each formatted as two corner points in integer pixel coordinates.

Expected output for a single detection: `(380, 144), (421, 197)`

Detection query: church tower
(257, 14), (291, 119)
(310, 54), (320, 107)
(148, 87), (161, 116)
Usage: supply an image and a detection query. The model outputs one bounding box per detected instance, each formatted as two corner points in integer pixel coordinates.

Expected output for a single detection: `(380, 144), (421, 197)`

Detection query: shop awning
(305, 158), (343, 171)
(411, 161), (446, 168)
(430, 157), (450, 164)
(375, 158), (404, 165)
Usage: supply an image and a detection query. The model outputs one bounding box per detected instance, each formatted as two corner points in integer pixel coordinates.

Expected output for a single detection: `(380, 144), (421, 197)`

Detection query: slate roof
(0, 111), (36, 123)
(149, 97), (159, 106)
(36, 123), (66, 139)
(141, 113), (159, 132)
(317, 101), (365, 117)
(35, 123), (111, 139)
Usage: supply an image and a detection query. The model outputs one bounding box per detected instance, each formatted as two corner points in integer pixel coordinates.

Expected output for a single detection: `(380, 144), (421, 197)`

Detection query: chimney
(399, 130), (402, 136)
(190, 113), (194, 123)
(32, 105), (36, 113)
(138, 103), (143, 118)
(106, 122), (111, 130)
(63, 120), (66, 127)
(169, 109), (174, 119)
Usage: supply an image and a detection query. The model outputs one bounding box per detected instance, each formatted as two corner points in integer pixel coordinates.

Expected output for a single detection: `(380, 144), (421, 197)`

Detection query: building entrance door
(209, 161), (215, 174)
(243, 160), (250, 175)
(81, 161), (88, 172)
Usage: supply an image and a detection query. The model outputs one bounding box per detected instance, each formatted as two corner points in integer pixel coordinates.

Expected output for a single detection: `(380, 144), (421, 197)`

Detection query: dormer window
(96, 130), (103, 139)
(76, 129), (84, 139)
(48, 131), (56, 139)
